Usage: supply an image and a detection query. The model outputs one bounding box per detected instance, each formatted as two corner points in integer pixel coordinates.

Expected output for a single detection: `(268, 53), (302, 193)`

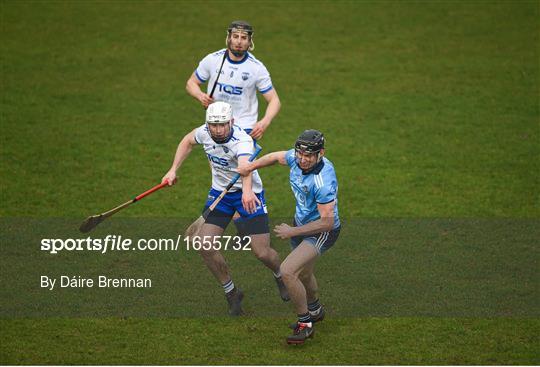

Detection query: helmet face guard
(226, 20), (254, 56)
(294, 130), (325, 172)
(206, 121), (233, 144)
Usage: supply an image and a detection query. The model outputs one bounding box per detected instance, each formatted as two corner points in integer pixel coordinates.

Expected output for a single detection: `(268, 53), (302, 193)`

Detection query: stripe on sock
(308, 299), (321, 312)
(298, 313), (311, 323)
(222, 279), (235, 294)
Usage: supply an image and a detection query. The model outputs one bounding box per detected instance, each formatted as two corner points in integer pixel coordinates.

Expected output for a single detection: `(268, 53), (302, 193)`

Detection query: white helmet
(206, 101), (232, 124)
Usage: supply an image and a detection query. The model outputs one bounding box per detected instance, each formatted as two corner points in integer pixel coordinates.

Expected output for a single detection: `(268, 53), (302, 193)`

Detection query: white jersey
(194, 124), (263, 193)
(195, 49), (273, 131)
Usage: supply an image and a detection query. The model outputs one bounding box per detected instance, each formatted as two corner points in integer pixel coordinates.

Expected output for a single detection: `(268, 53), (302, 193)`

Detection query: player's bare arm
(186, 73), (214, 108)
(238, 154), (261, 214)
(236, 151), (287, 176)
(162, 129), (198, 186)
(250, 89), (281, 140)
(274, 201), (335, 240)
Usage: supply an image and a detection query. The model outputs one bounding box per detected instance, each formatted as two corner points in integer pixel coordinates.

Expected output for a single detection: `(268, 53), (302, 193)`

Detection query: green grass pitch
(1, 0), (538, 364)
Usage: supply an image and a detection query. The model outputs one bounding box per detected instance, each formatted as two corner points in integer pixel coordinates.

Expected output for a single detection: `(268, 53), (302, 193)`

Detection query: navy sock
(308, 299), (322, 314)
(298, 312), (311, 324)
(222, 279), (235, 294)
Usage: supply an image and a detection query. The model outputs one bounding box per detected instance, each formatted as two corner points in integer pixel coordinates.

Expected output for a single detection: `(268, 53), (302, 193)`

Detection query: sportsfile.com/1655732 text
(40, 235), (252, 254)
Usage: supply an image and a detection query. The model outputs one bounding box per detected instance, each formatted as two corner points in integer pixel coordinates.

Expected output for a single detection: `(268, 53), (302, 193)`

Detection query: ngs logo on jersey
(216, 82), (243, 95)
(207, 153), (229, 167)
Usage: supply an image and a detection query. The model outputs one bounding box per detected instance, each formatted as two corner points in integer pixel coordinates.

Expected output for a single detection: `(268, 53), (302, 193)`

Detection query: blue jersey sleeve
(285, 149), (296, 167)
(314, 171), (338, 204)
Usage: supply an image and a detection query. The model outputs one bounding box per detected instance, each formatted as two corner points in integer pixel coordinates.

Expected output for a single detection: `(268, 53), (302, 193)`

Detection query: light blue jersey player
(284, 148), (341, 238)
(236, 130), (341, 345)
(162, 102), (289, 317)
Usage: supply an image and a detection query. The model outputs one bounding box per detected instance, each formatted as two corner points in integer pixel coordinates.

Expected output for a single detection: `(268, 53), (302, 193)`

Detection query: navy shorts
(290, 224), (341, 255)
(203, 188), (269, 235)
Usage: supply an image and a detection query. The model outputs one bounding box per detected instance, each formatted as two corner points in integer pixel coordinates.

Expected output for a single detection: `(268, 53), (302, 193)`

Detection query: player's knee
(252, 244), (275, 262)
(252, 246), (268, 261)
(280, 264), (298, 282)
(299, 271), (312, 283)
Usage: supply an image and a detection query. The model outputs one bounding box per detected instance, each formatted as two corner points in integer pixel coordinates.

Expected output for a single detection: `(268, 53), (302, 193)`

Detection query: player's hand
(198, 93), (214, 108)
(161, 170), (177, 186)
(274, 223), (295, 239)
(235, 162), (254, 177)
(250, 120), (269, 140)
(242, 190), (261, 214)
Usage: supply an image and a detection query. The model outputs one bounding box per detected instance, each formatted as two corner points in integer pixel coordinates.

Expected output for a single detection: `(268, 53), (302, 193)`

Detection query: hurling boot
(286, 323), (314, 345)
(289, 306), (325, 329)
(225, 288), (244, 316)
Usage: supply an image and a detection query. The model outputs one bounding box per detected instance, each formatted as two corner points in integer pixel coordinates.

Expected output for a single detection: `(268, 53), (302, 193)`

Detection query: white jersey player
(194, 123), (264, 194)
(186, 21), (280, 140)
(162, 102), (289, 316)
